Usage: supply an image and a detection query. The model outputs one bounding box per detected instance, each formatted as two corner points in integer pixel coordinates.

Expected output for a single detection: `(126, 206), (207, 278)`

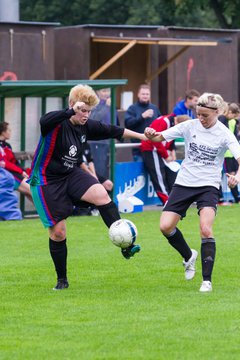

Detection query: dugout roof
(0, 79), (127, 97)
(90, 35), (219, 81)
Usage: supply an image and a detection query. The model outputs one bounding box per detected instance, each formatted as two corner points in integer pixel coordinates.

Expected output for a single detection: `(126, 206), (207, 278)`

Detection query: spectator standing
(145, 93), (240, 292)
(173, 89), (200, 118)
(140, 114), (190, 204)
(89, 88), (118, 179)
(125, 84), (161, 161)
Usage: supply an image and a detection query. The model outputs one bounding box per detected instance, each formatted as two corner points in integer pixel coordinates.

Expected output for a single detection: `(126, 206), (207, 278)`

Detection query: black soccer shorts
(30, 167), (99, 227)
(163, 184), (220, 218)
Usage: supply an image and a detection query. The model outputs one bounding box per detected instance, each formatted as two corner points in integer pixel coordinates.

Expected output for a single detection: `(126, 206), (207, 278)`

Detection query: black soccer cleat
(53, 278), (69, 290)
(121, 244), (141, 260)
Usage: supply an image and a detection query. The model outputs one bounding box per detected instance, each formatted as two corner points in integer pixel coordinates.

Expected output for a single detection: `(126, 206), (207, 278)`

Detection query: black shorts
(224, 157), (238, 173)
(163, 184), (220, 218)
(30, 167), (99, 227)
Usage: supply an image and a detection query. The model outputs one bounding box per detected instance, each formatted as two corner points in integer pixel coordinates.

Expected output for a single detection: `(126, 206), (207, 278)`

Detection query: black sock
(49, 238), (67, 280)
(97, 201), (120, 228)
(164, 228), (192, 261)
(231, 186), (239, 203)
(201, 238), (216, 281)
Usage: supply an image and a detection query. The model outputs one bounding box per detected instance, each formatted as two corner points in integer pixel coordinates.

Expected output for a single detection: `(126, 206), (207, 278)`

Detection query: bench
(14, 151), (34, 161)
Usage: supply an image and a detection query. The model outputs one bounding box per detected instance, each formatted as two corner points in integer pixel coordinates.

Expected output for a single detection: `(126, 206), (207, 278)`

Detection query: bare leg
(81, 183), (111, 205)
(18, 178), (33, 203)
(102, 179), (113, 192)
(160, 211), (192, 262)
(160, 211), (181, 235)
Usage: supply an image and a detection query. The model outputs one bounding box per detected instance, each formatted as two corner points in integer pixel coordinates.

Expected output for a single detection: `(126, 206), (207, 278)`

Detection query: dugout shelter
(54, 24), (238, 113)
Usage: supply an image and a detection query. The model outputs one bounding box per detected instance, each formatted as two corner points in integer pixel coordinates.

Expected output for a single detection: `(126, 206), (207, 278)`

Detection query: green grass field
(1, 206), (240, 360)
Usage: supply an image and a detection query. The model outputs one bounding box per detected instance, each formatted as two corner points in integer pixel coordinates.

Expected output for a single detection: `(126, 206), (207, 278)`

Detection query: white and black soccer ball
(109, 219), (138, 249)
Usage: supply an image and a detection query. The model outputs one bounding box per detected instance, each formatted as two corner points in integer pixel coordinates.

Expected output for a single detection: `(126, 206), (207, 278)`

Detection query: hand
(226, 173), (240, 188)
(0, 160), (5, 168)
(142, 109), (154, 119)
(72, 101), (86, 114)
(144, 127), (156, 139)
(165, 155), (173, 162)
(22, 171), (29, 178)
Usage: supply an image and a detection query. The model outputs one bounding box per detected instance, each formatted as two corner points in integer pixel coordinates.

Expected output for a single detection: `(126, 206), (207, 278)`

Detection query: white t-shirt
(161, 119), (240, 189)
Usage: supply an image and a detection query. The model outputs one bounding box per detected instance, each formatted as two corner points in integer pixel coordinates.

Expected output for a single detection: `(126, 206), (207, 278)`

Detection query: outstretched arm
(122, 128), (147, 141)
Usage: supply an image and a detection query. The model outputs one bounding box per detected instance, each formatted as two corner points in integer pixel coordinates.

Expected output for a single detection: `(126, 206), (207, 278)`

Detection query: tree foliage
(20, 0), (240, 29)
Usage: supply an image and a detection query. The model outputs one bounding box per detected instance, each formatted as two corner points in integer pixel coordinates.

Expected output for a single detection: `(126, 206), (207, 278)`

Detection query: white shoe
(91, 209), (100, 216)
(183, 249), (198, 280)
(199, 281), (212, 292)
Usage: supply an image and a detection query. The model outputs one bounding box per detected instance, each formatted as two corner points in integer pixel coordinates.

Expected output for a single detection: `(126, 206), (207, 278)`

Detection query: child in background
(0, 122), (33, 203)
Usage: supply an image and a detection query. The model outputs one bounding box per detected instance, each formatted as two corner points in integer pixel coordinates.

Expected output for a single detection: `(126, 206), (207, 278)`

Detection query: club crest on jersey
(81, 135), (86, 143)
(69, 145), (77, 157)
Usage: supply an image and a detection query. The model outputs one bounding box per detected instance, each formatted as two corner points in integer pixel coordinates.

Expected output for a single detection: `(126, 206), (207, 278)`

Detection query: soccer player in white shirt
(145, 93), (240, 292)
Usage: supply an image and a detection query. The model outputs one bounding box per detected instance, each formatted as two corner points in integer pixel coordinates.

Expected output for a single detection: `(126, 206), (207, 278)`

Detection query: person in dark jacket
(125, 84), (161, 161)
(29, 84), (147, 290)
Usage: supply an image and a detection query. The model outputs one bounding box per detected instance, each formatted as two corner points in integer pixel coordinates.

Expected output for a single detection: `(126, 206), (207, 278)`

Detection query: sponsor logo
(69, 145), (77, 157)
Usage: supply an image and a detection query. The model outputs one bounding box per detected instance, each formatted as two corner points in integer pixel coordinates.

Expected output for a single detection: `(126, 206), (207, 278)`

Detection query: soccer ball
(109, 219), (138, 249)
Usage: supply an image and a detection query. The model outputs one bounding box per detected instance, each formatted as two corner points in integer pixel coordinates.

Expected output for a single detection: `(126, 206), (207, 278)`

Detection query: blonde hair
(197, 92), (224, 110)
(69, 85), (99, 107)
(219, 101), (229, 116)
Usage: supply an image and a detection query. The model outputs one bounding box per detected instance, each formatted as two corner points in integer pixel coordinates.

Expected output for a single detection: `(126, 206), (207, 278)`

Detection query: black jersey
(29, 108), (124, 185)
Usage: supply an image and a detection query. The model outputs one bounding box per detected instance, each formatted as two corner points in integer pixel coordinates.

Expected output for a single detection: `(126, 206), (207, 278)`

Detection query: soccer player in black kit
(29, 84), (147, 290)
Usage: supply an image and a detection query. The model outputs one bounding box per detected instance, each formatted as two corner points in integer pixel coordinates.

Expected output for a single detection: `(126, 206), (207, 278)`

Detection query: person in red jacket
(140, 114), (190, 204)
(0, 122), (33, 202)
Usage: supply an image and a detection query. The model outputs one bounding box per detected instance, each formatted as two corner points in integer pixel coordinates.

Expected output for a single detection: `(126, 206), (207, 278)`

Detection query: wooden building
(54, 24), (239, 113)
(0, 21), (59, 81)
(0, 21), (238, 113)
